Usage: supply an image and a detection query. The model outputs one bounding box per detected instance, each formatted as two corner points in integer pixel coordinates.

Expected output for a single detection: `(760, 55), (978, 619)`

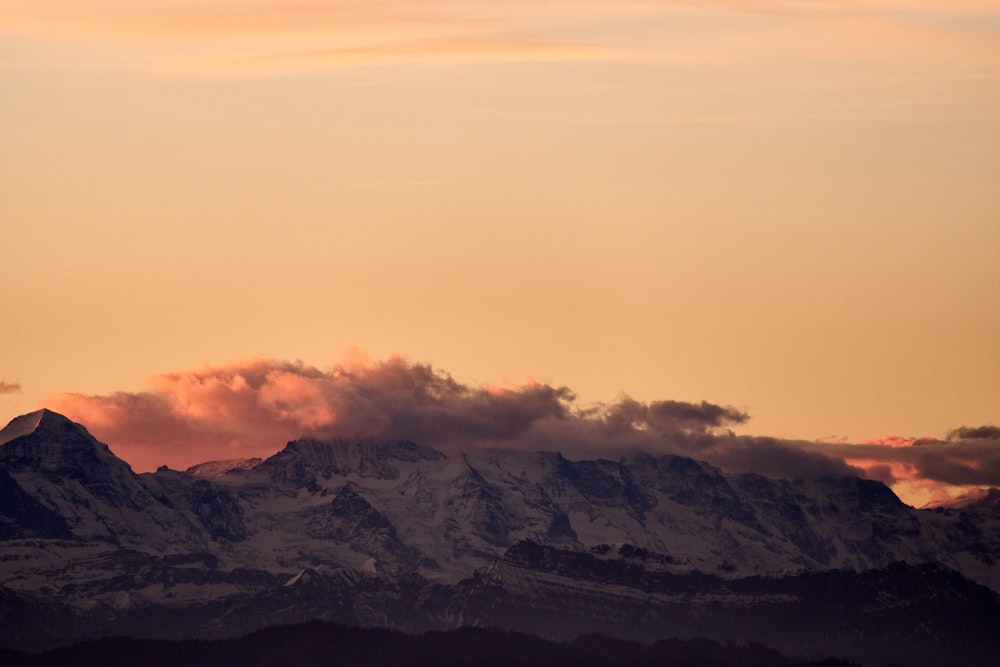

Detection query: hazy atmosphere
(3, 1), (999, 508)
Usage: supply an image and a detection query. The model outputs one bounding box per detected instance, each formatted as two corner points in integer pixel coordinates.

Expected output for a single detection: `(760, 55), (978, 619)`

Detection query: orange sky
(2, 1), (999, 506)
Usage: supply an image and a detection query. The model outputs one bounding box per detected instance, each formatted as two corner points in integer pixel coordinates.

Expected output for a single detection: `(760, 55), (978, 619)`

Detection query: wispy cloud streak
(4, 0), (997, 79)
(0, 0), (617, 74)
(0, 381), (22, 395)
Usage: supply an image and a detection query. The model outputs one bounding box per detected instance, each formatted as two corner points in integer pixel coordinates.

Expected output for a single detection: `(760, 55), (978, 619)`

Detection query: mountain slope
(0, 410), (204, 550)
(2, 409), (999, 664)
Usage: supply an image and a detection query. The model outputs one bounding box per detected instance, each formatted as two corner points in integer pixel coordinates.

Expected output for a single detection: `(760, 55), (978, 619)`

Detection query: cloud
(828, 435), (1000, 488)
(592, 396), (748, 435)
(696, 436), (864, 480)
(948, 425), (1000, 441)
(0, 1), (469, 39)
(814, 430), (1000, 506)
(37, 351), (998, 508)
(0, 381), (22, 395)
(667, 0), (1000, 18)
(219, 39), (610, 69)
(0, 0), (617, 75)
(924, 486), (1000, 509)
(44, 354), (764, 473)
(43, 355), (577, 471)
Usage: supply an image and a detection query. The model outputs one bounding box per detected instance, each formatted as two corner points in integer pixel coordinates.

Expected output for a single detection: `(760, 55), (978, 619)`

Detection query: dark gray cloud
(694, 436), (864, 480)
(42, 356), (765, 473)
(817, 431), (1000, 488)
(649, 399), (749, 429)
(37, 355), (999, 498)
(0, 381), (21, 395)
(948, 425), (1000, 441)
(577, 395), (748, 443)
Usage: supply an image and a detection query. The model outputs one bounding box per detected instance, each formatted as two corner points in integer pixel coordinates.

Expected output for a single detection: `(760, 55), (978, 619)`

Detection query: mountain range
(2, 409), (999, 665)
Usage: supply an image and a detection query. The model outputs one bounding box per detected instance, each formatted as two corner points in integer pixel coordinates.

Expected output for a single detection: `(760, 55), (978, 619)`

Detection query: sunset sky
(2, 1), (999, 507)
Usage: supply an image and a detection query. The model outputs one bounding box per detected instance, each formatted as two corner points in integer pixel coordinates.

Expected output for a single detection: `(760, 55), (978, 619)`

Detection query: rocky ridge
(1, 410), (999, 664)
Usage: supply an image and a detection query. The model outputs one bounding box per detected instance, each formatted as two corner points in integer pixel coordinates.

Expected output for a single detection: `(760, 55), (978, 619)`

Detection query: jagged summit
(1, 411), (999, 662)
(0, 407), (130, 486)
(0, 410), (131, 485)
(0, 409), (115, 469)
(0, 409), (207, 548)
(259, 437), (447, 483)
(186, 457), (264, 478)
(0, 408), (93, 447)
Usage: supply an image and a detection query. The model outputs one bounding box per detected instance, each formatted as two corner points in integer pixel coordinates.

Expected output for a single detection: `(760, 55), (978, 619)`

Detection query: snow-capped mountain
(1, 410), (999, 663)
(0, 410), (205, 550)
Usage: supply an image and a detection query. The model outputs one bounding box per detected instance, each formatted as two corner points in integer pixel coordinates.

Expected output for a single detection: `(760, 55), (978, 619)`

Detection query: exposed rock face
(2, 410), (999, 664)
(259, 438), (446, 484)
(0, 410), (204, 550)
(0, 466), (72, 540)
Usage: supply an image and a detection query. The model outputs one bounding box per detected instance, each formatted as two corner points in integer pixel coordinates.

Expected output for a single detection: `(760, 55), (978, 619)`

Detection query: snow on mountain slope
(2, 408), (1000, 646)
(0, 411), (52, 446)
(185, 458), (263, 478)
(160, 437), (1000, 590)
(0, 410), (205, 552)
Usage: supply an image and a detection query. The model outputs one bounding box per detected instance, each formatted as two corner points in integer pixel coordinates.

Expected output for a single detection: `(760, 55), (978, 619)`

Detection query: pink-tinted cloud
(41, 354), (751, 473)
(815, 430), (1000, 506)
(0, 381), (21, 395)
(38, 352), (1000, 508)
(859, 434), (943, 448)
(44, 355), (573, 471)
(823, 434), (1000, 488)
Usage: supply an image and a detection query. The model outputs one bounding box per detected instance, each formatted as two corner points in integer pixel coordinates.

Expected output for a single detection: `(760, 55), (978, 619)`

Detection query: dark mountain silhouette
(0, 620), (851, 667)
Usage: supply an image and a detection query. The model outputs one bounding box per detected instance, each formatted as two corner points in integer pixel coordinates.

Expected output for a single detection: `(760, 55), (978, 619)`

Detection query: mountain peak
(0, 409), (91, 447)
(185, 457), (263, 478)
(260, 437), (447, 483)
(0, 408), (122, 477)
